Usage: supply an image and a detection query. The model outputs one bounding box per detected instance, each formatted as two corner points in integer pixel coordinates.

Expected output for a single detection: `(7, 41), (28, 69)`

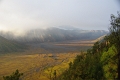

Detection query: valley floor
(0, 52), (80, 80)
(0, 39), (96, 80)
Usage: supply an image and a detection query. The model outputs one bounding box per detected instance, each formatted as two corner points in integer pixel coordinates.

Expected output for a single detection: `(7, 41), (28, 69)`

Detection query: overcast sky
(0, 0), (119, 32)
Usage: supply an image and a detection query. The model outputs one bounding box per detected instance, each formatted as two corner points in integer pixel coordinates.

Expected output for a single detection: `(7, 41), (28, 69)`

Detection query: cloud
(0, 0), (119, 32)
(116, 0), (120, 7)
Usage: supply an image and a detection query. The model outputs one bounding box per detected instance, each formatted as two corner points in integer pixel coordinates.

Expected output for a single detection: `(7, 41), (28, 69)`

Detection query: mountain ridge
(0, 27), (108, 44)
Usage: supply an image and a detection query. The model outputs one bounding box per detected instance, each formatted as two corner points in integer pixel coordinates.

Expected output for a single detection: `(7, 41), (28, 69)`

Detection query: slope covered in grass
(0, 36), (26, 53)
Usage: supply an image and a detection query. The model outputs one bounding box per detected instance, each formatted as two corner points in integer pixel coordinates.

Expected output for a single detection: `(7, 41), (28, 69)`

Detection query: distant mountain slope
(0, 36), (26, 53)
(57, 26), (80, 30)
(0, 27), (108, 43)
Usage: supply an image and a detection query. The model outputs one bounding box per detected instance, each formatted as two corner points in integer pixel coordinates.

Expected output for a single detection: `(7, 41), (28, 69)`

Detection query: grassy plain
(0, 39), (96, 80)
(0, 51), (80, 80)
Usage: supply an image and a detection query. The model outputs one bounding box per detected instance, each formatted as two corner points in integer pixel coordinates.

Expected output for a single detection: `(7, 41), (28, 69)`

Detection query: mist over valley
(0, 27), (108, 54)
(0, 27), (108, 43)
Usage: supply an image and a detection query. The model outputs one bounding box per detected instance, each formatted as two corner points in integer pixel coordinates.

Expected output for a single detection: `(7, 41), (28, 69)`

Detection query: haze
(0, 0), (119, 33)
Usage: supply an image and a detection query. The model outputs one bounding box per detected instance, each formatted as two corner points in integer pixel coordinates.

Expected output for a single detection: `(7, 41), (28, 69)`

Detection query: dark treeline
(57, 12), (120, 80)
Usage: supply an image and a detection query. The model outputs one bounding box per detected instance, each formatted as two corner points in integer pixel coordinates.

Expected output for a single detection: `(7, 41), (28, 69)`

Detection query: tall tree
(109, 12), (120, 79)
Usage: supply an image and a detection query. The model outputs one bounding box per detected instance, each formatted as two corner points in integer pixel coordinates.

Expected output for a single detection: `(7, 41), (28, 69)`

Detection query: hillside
(0, 36), (26, 53)
(58, 36), (118, 80)
(0, 27), (108, 44)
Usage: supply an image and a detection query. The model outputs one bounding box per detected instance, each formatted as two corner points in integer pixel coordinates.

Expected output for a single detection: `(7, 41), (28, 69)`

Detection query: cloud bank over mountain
(0, 27), (108, 43)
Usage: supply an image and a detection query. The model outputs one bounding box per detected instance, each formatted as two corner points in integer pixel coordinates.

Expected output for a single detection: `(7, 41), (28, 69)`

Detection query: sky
(0, 0), (119, 33)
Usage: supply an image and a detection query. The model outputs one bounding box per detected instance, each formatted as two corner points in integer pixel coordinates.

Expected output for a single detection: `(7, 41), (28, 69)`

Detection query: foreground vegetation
(58, 43), (117, 80)
(58, 13), (120, 80)
(3, 70), (23, 80)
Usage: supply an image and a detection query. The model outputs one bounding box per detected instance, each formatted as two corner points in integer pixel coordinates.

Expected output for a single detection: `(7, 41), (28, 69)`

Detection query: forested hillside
(58, 13), (120, 80)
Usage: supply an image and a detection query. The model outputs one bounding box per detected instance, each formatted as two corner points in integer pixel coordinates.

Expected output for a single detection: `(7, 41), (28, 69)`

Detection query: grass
(0, 52), (80, 80)
(43, 53), (77, 80)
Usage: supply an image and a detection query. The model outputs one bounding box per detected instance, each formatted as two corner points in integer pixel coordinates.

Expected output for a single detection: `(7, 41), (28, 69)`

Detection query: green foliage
(58, 51), (104, 80)
(101, 45), (118, 79)
(3, 70), (23, 80)
(58, 35), (118, 80)
(109, 12), (120, 79)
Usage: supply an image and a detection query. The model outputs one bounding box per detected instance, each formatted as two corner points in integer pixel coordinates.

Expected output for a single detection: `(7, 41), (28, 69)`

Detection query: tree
(3, 69), (23, 80)
(101, 45), (117, 79)
(109, 12), (120, 79)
